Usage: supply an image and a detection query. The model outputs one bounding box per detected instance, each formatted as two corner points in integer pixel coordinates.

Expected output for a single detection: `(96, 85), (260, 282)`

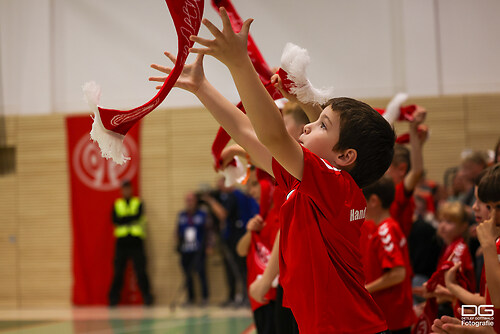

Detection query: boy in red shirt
(361, 177), (417, 334)
(237, 167), (280, 334)
(386, 108), (427, 237)
(151, 9), (394, 333)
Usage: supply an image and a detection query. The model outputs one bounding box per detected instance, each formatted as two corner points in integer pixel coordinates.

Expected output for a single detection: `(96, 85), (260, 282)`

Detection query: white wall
(1, 0), (500, 115)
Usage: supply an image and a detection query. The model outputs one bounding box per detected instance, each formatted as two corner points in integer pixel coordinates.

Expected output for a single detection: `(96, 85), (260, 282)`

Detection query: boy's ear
(367, 194), (381, 208)
(336, 148), (357, 167)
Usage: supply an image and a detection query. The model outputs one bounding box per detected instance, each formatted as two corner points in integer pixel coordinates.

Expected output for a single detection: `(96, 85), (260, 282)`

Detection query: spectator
(176, 192), (210, 306)
(109, 180), (153, 307)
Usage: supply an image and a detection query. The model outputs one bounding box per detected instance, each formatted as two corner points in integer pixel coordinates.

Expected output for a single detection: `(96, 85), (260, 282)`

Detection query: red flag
(87, 0), (204, 164)
(66, 115), (141, 305)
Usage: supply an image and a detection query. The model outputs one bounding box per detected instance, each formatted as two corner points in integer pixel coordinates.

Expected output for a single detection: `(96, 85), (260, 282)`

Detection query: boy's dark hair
(327, 97), (396, 188)
(283, 102), (309, 125)
(392, 144), (411, 174)
(474, 167), (489, 186)
(362, 177), (395, 209)
(477, 163), (500, 203)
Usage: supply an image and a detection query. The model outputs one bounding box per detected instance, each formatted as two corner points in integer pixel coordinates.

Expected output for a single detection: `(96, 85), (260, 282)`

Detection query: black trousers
(254, 301), (276, 334)
(109, 238), (152, 305)
(275, 285), (299, 334)
(180, 251), (208, 301)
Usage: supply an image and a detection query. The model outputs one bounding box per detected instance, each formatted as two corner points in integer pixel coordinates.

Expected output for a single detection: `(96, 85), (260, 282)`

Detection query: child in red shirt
(361, 177), (417, 334)
(237, 167), (280, 334)
(433, 165), (500, 334)
(422, 201), (476, 323)
(436, 201), (476, 290)
(152, 8), (395, 333)
(386, 109), (427, 238)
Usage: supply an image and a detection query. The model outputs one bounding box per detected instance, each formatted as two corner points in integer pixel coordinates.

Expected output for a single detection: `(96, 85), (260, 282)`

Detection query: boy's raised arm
(150, 52), (273, 176)
(404, 106), (427, 192)
(189, 8), (305, 180)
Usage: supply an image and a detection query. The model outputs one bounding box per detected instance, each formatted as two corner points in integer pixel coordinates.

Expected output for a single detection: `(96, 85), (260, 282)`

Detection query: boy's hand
(149, 51), (205, 94)
(271, 73), (298, 103)
(477, 208), (499, 248)
(247, 214), (265, 232)
(249, 276), (271, 303)
(410, 105), (427, 128)
(189, 7), (253, 69)
(220, 144), (245, 169)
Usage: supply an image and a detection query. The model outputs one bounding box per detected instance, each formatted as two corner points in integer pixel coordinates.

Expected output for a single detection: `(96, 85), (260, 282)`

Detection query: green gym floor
(0, 306), (255, 334)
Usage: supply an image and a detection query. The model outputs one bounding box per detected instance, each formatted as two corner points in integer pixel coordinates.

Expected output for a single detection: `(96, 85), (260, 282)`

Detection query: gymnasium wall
(0, 93), (499, 307)
(1, 0), (500, 116)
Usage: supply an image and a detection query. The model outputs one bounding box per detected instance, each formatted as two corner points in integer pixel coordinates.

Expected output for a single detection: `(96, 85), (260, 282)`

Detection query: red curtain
(66, 115), (141, 305)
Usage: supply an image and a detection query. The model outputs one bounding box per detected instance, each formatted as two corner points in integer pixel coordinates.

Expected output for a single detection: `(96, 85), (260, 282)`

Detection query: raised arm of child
(444, 261), (486, 306)
(477, 208), (500, 307)
(404, 106), (427, 192)
(189, 8), (305, 180)
(249, 231), (280, 303)
(365, 266), (406, 294)
(150, 51), (274, 176)
(220, 144), (248, 169)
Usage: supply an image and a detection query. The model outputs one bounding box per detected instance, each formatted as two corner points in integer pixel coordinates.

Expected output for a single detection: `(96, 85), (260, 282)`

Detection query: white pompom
(280, 43), (334, 105)
(219, 156), (248, 187)
(83, 81), (129, 165)
(383, 92), (408, 125)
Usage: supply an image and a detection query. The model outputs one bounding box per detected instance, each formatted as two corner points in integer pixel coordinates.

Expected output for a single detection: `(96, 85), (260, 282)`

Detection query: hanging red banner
(66, 115), (141, 305)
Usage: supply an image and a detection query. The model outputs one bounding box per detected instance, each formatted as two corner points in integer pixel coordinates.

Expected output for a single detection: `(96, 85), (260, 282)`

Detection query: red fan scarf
(97, 0), (204, 136)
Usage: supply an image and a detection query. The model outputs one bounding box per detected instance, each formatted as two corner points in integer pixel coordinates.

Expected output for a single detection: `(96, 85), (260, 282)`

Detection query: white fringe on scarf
(280, 43), (334, 105)
(383, 92), (408, 125)
(219, 156), (248, 187)
(83, 81), (129, 165)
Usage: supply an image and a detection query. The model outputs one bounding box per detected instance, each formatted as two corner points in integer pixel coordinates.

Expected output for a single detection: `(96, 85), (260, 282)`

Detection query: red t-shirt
(247, 180), (280, 311)
(361, 217), (417, 331)
(438, 237), (476, 291)
(389, 181), (415, 237)
(272, 146), (387, 334)
(483, 238), (500, 334)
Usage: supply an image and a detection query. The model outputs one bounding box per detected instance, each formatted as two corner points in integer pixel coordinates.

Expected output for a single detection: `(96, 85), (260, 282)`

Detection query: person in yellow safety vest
(108, 180), (153, 307)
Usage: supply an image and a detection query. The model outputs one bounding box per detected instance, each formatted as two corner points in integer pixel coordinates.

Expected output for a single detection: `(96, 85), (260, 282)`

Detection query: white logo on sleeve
(349, 208), (366, 222)
(379, 223), (395, 253)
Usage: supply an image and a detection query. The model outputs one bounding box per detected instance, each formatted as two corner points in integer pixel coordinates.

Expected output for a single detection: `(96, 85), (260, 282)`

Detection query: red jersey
(483, 238), (500, 334)
(247, 180), (280, 311)
(272, 146), (387, 334)
(390, 181), (415, 237)
(361, 217), (417, 330)
(438, 237), (475, 291)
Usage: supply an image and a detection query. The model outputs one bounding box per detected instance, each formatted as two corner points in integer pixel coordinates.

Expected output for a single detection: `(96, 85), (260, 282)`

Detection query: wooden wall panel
(465, 94), (500, 151)
(15, 115), (71, 307)
(0, 93), (498, 308)
(0, 175), (19, 308)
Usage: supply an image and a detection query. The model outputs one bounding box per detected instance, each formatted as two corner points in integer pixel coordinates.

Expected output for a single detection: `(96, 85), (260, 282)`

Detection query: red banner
(66, 115), (141, 305)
